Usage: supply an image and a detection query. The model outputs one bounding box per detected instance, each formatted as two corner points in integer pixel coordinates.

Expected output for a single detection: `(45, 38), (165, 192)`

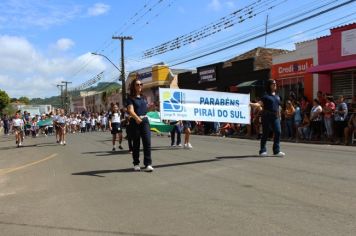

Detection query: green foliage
(2, 104), (16, 115)
(28, 82), (121, 107)
(30, 96), (62, 107)
(18, 96), (30, 105)
(0, 90), (11, 112)
(84, 82), (120, 93)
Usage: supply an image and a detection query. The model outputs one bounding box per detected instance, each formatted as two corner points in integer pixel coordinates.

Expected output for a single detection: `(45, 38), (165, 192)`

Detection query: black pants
(310, 121), (322, 140)
(48, 127), (54, 135)
(126, 125), (133, 152)
(130, 118), (151, 166)
(86, 124), (91, 132)
(260, 113), (281, 155)
(170, 125), (181, 145)
(4, 126), (9, 134)
(335, 120), (346, 140)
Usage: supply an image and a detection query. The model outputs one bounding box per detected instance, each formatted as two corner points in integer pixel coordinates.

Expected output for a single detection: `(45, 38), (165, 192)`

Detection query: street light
(91, 52), (121, 73)
(91, 52), (125, 107)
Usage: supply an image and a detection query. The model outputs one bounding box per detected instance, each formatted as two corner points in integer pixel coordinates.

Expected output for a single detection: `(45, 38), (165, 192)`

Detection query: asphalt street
(0, 131), (355, 236)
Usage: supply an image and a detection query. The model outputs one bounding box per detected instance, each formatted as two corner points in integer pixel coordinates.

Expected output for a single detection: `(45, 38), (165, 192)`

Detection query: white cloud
(87, 3), (110, 16)
(208, 0), (222, 11)
(0, 35), (107, 98)
(207, 0), (238, 12)
(54, 38), (75, 51)
(0, 0), (82, 29)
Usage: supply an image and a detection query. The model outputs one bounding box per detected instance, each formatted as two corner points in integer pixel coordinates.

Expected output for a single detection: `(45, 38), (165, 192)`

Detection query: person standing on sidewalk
(334, 95), (348, 144)
(251, 79), (285, 157)
(127, 79), (153, 172)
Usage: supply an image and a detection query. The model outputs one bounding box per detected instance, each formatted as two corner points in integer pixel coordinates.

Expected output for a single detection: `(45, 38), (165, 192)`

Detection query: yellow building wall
(152, 65), (170, 82)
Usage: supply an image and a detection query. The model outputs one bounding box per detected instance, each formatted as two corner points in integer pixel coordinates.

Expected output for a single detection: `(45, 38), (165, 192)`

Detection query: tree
(0, 90), (10, 112)
(18, 96), (30, 105)
(2, 104), (16, 115)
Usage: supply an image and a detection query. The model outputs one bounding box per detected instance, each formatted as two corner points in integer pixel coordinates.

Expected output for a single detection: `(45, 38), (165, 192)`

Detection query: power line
(122, 6), (355, 77)
(142, 0), (288, 58)
(168, 0), (355, 67)
(163, 0), (339, 65)
(64, 0), (169, 91)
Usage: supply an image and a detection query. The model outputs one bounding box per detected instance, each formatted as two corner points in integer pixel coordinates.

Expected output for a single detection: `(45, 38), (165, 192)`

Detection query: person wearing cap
(251, 79), (285, 157)
(127, 79), (153, 172)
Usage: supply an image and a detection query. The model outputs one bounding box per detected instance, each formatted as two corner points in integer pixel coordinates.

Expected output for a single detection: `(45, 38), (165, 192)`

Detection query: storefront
(178, 47), (283, 100)
(127, 63), (191, 107)
(272, 58), (314, 102)
(272, 39), (318, 102)
(307, 23), (356, 100)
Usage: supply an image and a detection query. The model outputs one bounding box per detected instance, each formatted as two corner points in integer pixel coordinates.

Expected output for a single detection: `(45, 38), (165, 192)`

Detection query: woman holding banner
(127, 79), (153, 172)
(251, 79), (285, 157)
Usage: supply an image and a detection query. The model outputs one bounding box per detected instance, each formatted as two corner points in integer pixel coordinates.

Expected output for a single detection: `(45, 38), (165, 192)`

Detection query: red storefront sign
(272, 58), (314, 78)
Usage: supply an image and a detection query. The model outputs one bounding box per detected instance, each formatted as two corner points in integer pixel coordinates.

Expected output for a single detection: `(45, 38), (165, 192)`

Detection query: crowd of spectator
(187, 92), (356, 146)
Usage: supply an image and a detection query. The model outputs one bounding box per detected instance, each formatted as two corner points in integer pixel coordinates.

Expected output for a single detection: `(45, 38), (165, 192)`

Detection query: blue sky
(0, 0), (355, 98)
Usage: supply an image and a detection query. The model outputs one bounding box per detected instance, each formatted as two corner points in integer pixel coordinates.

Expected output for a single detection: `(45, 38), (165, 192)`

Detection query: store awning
(236, 80), (263, 88)
(307, 59), (356, 74)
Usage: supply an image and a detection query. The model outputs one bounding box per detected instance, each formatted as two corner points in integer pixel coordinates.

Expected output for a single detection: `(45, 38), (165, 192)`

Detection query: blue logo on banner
(162, 91), (184, 112)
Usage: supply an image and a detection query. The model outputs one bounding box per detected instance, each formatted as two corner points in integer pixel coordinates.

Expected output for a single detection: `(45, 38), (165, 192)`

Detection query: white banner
(342, 28), (356, 56)
(159, 88), (250, 124)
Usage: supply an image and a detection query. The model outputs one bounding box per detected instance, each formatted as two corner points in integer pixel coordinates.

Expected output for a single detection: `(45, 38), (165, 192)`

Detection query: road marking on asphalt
(0, 153), (58, 175)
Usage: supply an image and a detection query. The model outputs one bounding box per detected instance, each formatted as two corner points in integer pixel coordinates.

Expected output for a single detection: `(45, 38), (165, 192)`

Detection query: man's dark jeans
(260, 113), (281, 155)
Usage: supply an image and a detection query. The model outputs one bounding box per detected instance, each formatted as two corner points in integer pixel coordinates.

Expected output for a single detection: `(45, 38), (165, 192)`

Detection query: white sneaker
(274, 152), (285, 157)
(171, 144), (176, 147)
(133, 165), (141, 171)
(145, 165), (154, 172)
(63, 141), (66, 145)
(19, 142), (22, 147)
(183, 144), (187, 148)
(187, 143), (193, 149)
(259, 152), (268, 157)
(60, 141), (63, 145)
(178, 144), (182, 147)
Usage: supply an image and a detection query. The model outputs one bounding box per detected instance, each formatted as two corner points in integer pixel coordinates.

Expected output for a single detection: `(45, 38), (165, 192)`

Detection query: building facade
(126, 63), (191, 107)
(178, 47), (286, 100)
(272, 40), (318, 101)
(307, 23), (356, 100)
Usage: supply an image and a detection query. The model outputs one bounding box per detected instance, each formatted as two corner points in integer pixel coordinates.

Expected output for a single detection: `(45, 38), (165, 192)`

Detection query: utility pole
(112, 36), (133, 107)
(61, 81), (72, 112)
(56, 84), (65, 109)
(264, 14), (269, 48)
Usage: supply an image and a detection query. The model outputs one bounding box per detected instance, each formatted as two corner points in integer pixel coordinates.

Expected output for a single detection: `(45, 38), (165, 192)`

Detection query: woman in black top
(251, 79), (285, 157)
(127, 79), (153, 172)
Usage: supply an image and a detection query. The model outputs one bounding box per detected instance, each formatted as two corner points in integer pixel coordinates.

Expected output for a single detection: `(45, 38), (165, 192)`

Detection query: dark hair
(265, 79), (276, 94)
(129, 79), (142, 97)
(326, 96), (334, 102)
(111, 103), (119, 112)
(313, 99), (320, 105)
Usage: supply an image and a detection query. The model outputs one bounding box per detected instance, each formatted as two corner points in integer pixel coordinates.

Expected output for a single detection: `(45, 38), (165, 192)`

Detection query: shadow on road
(216, 155), (260, 159)
(80, 146), (181, 157)
(82, 150), (131, 157)
(72, 155), (259, 177)
(0, 142), (59, 150)
(0, 220), (166, 236)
